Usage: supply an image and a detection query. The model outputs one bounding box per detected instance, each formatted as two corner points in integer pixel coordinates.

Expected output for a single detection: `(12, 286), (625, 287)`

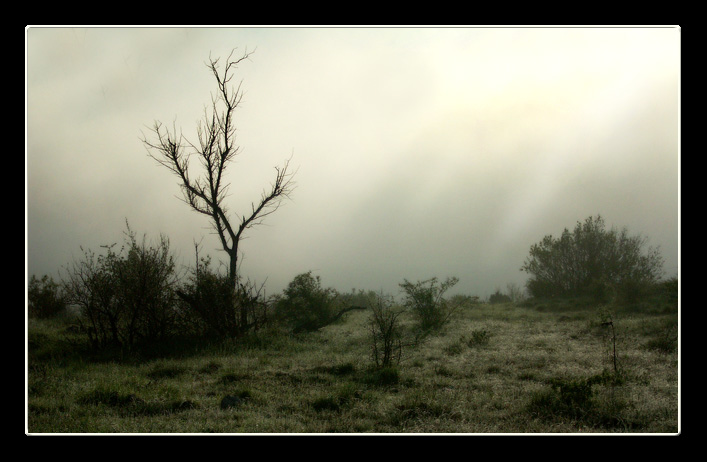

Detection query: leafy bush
(176, 247), (269, 339)
(113, 229), (179, 345)
(274, 271), (352, 333)
(62, 223), (180, 350)
(399, 277), (459, 334)
(28, 275), (66, 318)
(521, 215), (664, 302)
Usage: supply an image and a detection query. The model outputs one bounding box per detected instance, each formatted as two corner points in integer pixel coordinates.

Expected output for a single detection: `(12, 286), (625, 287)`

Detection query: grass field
(26, 300), (679, 434)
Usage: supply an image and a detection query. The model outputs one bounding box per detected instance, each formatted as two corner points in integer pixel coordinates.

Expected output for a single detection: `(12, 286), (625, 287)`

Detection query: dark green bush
(28, 275), (66, 319)
(274, 271), (340, 333)
(177, 256), (239, 338)
(399, 276), (459, 333)
(521, 215), (664, 303)
(176, 250), (269, 339)
(62, 223), (180, 350)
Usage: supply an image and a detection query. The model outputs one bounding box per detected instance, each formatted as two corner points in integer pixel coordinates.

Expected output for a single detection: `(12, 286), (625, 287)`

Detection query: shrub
(399, 276), (459, 333)
(177, 255), (239, 338)
(467, 329), (491, 347)
(488, 289), (511, 304)
(113, 228), (180, 346)
(28, 275), (66, 318)
(62, 222), (180, 350)
(368, 293), (405, 368)
(274, 271), (360, 334)
(176, 248), (269, 339)
(521, 215), (664, 303)
(527, 371), (631, 429)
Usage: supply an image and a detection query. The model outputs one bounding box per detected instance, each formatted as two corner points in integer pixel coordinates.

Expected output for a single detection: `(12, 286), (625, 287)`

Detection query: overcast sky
(25, 26), (680, 299)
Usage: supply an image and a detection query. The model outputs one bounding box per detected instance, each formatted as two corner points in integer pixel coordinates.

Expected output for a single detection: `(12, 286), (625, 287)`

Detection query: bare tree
(141, 49), (296, 289)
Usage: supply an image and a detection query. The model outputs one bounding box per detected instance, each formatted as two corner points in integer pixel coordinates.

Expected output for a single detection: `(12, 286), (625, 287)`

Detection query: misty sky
(25, 26), (680, 299)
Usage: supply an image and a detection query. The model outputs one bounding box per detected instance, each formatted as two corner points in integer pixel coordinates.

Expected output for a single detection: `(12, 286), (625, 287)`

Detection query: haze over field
(26, 26), (680, 298)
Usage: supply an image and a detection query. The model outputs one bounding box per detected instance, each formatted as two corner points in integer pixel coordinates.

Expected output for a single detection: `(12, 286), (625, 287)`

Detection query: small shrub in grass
(360, 366), (400, 387)
(443, 340), (464, 356)
(528, 371), (630, 428)
(444, 329), (490, 356)
(368, 292), (405, 368)
(442, 330), (490, 355)
(467, 329), (491, 347)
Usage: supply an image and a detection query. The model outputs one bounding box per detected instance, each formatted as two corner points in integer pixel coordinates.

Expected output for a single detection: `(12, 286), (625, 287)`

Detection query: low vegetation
(27, 290), (678, 433)
(26, 216), (679, 433)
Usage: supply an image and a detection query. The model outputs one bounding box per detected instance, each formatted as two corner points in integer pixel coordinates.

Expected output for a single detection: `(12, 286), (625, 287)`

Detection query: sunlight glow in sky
(26, 26), (680, 298)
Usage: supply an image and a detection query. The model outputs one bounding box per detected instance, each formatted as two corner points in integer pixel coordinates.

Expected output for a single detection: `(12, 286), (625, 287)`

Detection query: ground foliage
(27, 293), (678, 434)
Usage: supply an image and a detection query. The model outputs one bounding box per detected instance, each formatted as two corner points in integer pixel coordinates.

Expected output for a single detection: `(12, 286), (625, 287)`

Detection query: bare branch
(236, 155), (297, 240)
(141, 49), (294, 284)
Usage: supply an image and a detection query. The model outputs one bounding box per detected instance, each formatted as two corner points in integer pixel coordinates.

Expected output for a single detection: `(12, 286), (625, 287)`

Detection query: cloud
(26, 26), (680, 297)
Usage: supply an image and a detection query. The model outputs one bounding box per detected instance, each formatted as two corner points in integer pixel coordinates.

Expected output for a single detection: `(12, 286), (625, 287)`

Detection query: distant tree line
(27, 215), (673, 356)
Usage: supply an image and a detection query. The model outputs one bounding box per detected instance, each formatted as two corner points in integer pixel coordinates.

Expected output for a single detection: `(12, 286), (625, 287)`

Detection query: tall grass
(27, 300), (678, 434)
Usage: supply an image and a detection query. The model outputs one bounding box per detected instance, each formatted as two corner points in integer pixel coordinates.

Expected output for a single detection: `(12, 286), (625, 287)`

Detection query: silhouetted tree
(521, 215), (664, 302)
(141, 49), (295, 292)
